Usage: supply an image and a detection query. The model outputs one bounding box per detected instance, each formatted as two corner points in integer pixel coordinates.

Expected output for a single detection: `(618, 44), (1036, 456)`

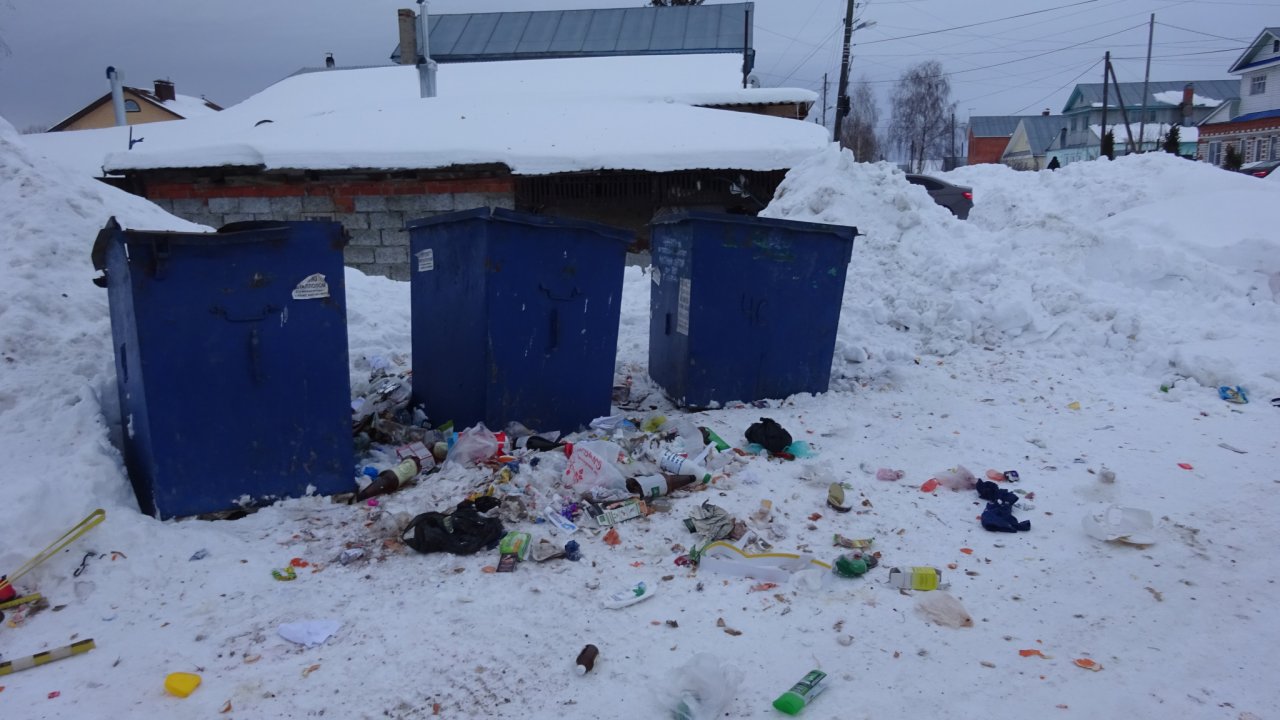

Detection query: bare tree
(839, 76), (881, 162)
(888, 60), (955, 172)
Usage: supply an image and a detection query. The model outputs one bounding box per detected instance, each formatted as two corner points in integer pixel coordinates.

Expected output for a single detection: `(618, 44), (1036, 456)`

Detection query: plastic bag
(915, 591), (973, 628)
(563, 440), (628, 491)
(664, 653), (742, 720)
(446, 424), (499, 467)
(934, 464), (977, 491)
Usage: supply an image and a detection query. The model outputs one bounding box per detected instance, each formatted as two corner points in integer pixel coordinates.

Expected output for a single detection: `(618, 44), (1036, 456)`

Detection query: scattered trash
(832, 553), (872, 578)
(602, 528), (621, 546)
(357, 456), (425, 501)
(745, 418), (793, 455)
(1098, 467), (1116, 484)
(164, 672), (202, 698)
(1218, 386), (1248, 404)
(916, 591), (973, 628)
(48, 691), (60, 699)
(1073, 658), (1103, 671)
(1067, 401), (1081, 410)
(278, 619), (342, 648)
(833, 534), (873, 549)
(1217, 443), (1247, 454)
(875, 468), (904, 482)
(401, 507), (505, 555)
(601, 581), (656, 609)
(337, 548), (364, 565)
(658, 451), (713, 485)
(934, 465), (977, 491)
(585, 499), (645, 528)
(698, 542), (829, 584)
(1082, 506), (1155, 545)
(564, 540), (582, 562)
(920, 478), (940, 493)
(498, 532), (531, 561)
(668, 654), (742, 720)
(826, 483), (851, 513)
(188, 549), (209, 562)
(1177, 462), (1194, 470)
(1019, 649), (1050, 659)
(683, 501), (736, 542)
(575, 644), (599, 675)
(773, 669), (828, 716)
(887, 566), (944, 591)
(302, 663), (321, 678)
(1, 509), (105, 598)
(271, 567), (297, 581)
(0, 638), (95, 677)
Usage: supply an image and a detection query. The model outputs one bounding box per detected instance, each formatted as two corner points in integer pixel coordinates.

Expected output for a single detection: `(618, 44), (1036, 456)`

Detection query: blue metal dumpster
(406, 208), (631, 433)
(648, 211), (857, 408)
(92, 218), (353, 519)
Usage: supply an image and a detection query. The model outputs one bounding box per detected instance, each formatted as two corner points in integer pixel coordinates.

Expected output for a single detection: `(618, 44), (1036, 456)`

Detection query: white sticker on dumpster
(292, 273), (330, 300)
(676, 278), (691, 336)
(416, 249), (435, 273)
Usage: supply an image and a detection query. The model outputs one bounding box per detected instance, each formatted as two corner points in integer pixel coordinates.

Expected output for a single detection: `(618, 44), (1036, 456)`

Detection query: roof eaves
(1228, 27), (1280, 74)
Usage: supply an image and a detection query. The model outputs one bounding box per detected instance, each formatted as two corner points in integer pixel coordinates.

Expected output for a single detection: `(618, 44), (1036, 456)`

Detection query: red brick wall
(967, 135), (1011, 165)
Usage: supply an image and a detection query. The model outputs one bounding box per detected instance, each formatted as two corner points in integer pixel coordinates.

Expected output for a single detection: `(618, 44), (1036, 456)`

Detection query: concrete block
(349, 229), (382, 246)
(453, 192), (513, 211)
(424, 193), (454, 212)
(343, 246), (376, 264)
(302, 195), (335, 213)
(208, 197), (237, 214)
(335, 213), (369, 230)
(375, 246), (408, 265)
(270, 196), (303, 216)
(368, 211), (404, 230)
(222, 213), (255, 224)
(353, 195), (388, 212)
(238, 196), (271, 214)
(381, 229), (409, 247)
(171, 198), (205, 215)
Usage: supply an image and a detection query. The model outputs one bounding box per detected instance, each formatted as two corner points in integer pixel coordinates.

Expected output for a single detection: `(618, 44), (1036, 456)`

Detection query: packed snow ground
(1, 117), (1277, 719)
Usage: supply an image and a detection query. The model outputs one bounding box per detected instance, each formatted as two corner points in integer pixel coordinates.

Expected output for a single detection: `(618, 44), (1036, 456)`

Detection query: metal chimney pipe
(106, 66), (126, 126)
(416, 0), (437, 98)
(398, 9), (417, 65)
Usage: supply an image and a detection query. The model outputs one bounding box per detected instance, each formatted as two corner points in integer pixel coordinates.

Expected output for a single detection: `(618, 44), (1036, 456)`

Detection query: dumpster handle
(210, 305), (280, 323)
(538, 284), (580, 302)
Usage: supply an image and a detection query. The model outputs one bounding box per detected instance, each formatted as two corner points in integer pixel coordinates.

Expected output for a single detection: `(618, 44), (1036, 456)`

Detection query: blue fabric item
(976, 479), (1020, 505)
(982, 502), (1031, 533)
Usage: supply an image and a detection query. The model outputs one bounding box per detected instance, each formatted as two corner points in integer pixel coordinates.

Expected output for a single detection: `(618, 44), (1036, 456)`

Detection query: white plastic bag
(445, 424), (499, 467)
(915, 591), (973, 628)
(563, 440), (628, 491)
(664, 653), (742, 720)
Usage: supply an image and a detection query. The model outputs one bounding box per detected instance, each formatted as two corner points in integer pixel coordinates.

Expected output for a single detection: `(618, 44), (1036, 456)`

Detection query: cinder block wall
(146, 177), (515, 280)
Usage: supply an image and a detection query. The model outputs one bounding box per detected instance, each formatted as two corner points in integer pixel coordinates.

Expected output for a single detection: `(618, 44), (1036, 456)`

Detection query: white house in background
(1197, 27), (1280, 168)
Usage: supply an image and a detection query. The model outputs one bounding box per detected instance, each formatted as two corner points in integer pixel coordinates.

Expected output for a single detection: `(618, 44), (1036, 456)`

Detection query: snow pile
(763, 147), (1280, 396)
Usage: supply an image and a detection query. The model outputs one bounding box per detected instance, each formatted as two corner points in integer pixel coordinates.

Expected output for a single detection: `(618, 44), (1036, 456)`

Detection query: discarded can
(773, 669), (828, 715)
(575, 644), (599, 675)
(338, 548), (365, 565)
(887, 566), (942, 591)
(1003, 470), (1020, 483)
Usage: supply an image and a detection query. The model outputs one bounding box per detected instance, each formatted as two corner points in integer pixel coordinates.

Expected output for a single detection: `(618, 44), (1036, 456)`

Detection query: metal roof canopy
(391, 3), (754, 67)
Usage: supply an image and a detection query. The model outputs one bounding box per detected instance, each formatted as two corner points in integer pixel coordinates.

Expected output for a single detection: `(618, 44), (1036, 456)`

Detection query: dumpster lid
(649, 209), (858, 241)
(405, 207), (632, 244)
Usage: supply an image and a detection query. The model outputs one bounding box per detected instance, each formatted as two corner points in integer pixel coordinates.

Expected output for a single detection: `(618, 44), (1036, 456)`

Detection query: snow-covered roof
(89, 59), (821, 176)
(1066, 80), (1236, 112)
(101, 95), (829, 176)
(1228, 27), (1280, 74)
(1150, 90), (1224, 108)
(1089, 124), (1199, 143)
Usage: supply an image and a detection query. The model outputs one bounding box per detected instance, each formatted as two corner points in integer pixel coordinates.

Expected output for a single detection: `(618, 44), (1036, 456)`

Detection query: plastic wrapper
(915, 591), (973, 628)
(445, 424), (500, 467)
(664, 653), (742, 720)
(934, 464), (977, 491)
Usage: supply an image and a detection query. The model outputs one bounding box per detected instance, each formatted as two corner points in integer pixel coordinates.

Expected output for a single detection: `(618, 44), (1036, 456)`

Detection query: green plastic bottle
(772, 669), (828, 715)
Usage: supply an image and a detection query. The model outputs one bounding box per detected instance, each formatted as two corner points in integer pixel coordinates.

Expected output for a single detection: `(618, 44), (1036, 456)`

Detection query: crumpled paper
(278, 619), (342, 648)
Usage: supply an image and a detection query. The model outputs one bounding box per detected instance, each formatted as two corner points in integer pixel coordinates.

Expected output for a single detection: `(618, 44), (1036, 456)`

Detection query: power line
(1009, 58), (1104, 113)
(856, 0), (1100, 46)
(775, 23), (844, 86)
(1153, 21), (1248, 43)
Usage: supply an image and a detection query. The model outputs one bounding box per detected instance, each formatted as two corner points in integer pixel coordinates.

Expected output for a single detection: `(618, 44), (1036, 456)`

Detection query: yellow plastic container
(164, 672), (202, 698)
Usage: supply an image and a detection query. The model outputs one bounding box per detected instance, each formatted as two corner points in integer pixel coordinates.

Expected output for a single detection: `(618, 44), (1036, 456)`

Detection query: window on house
(1208, 141), (1221, 166)
(1251, 75), (1267, 95)
(124, 99), (141, 112)
(1271, 136), (1279, 161)
(1273, 39), (1279, 53)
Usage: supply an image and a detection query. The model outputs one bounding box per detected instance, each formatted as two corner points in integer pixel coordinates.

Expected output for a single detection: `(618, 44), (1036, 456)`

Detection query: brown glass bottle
(625, 474), (696, 498)
(356, 457), (421, 501)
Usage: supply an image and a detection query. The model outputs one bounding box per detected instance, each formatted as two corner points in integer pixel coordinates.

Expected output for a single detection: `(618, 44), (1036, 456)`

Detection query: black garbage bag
(745, 417), (793, 454)
(402, 507), (505, 555)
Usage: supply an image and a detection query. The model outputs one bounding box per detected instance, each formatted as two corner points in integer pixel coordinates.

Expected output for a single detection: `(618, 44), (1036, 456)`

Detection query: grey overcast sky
(0, 0), (1272, 132)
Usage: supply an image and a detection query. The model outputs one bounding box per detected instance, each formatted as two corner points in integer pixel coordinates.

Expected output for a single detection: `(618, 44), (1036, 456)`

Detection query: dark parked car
(905, 174), (973, 219)
(1239, 159), (1278, 178)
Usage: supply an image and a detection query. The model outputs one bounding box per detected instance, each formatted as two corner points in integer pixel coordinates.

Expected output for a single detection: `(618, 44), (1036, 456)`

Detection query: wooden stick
(0, 639), (95, 677)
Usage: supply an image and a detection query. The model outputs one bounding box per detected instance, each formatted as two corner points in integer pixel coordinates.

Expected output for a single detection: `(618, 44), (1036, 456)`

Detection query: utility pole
(949, 111), (956, 169)
(822, 72), (830, 137)
(1138, 13), (1155, 151)
(1100, 51), (1109, 158)
(833, 0), (857, 148)
(1108, 62), (1138, 154)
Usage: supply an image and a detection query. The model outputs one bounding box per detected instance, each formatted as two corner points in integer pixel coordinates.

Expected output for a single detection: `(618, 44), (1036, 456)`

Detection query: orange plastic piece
(960, 548), (974, 555)
(603, 528), (621, 546)
(1177, 463), (1193, 470)
(986, 469), (1004, 482)
(920, 478), (940, 493)
(1073, 658), (1103, 671)
(289, 557), (309, 568)
(1019, 649), (1048, 658)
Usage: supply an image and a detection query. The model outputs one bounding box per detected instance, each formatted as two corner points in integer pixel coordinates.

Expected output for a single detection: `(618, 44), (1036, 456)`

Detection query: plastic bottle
(658, 450), (712, 485)
(356, 457), (421, 501)
(515, 435), (564, 452)
(626, 474), (696, 498)
(575, 644), (599, 675)
(772, 670), (828, 715)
